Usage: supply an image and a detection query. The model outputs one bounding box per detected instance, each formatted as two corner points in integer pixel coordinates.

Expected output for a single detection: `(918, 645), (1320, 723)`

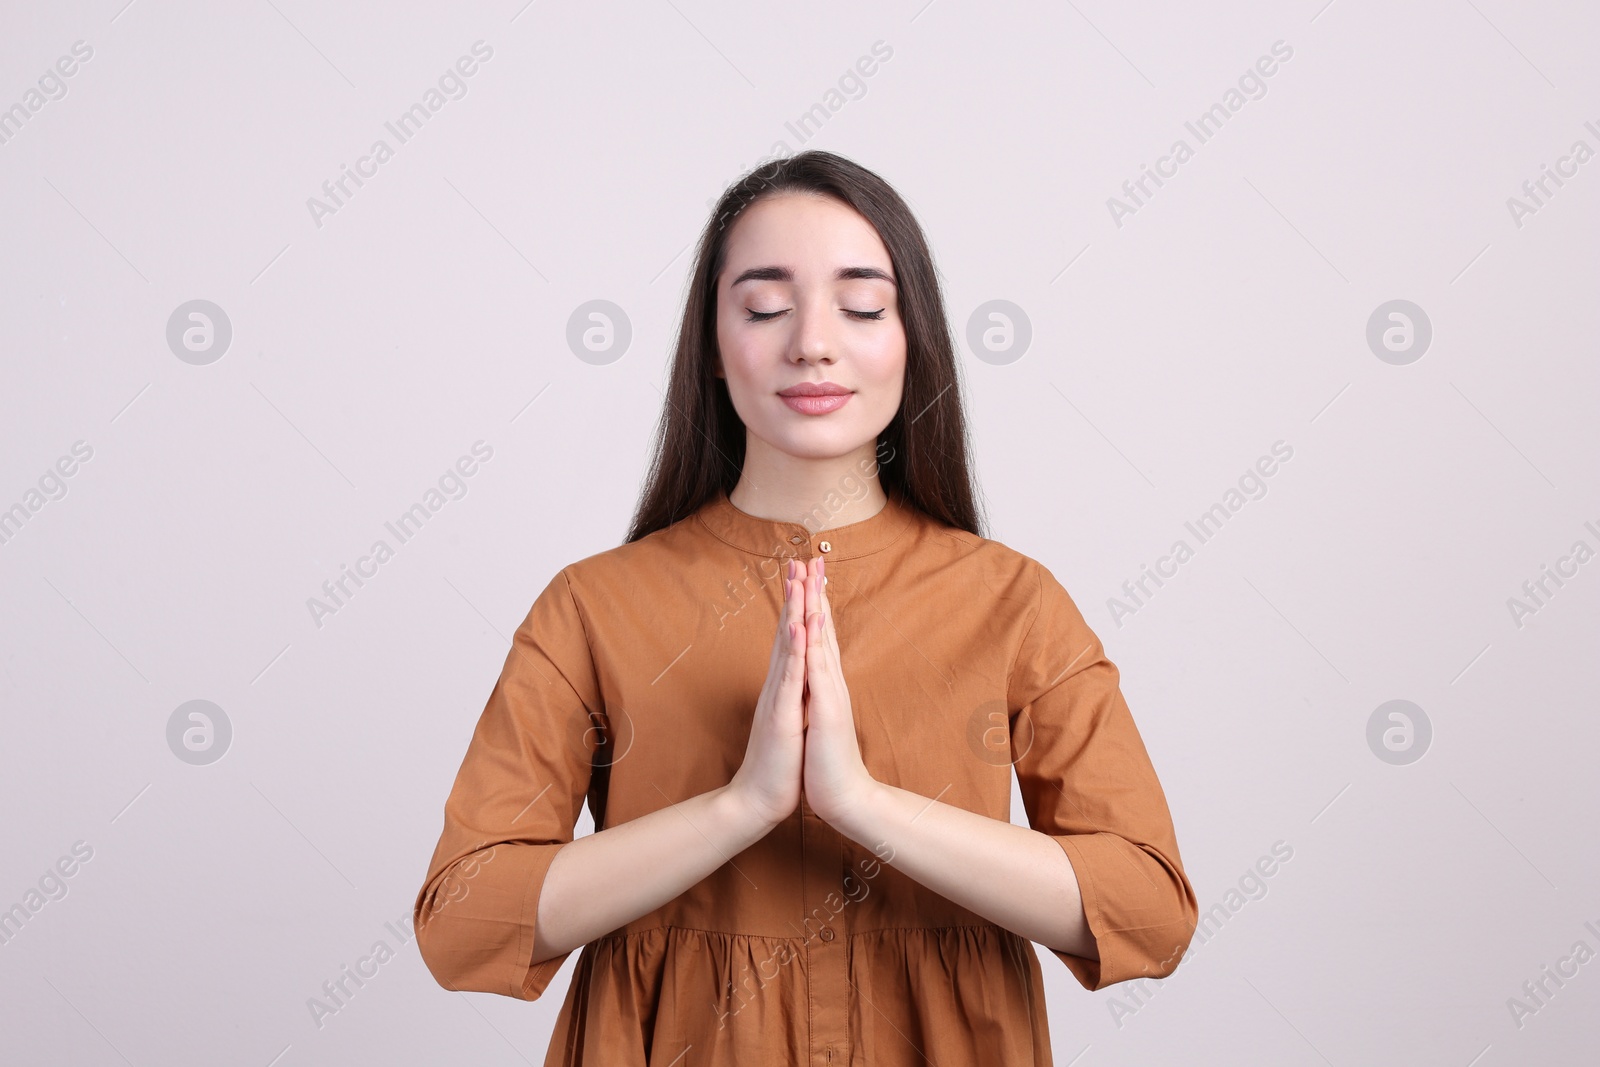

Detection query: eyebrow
(728, 265), (897, 288)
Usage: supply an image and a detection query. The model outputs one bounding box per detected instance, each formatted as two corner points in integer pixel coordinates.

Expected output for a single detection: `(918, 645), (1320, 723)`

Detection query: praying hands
(726, 554), (1099, 961)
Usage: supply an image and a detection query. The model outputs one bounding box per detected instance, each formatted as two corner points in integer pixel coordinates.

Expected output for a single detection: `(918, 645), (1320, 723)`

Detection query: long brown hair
(624, 150), (985, 544)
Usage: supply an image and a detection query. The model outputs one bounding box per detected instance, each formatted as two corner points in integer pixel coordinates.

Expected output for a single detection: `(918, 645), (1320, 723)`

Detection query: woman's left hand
(801, 555), (879, 827)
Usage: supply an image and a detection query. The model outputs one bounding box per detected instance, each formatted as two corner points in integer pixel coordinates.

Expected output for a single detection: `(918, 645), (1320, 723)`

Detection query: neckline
(693, 486), (918, 561)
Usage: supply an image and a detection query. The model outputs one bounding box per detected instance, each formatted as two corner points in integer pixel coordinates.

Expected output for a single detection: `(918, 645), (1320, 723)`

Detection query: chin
(773, 428), (875, 460)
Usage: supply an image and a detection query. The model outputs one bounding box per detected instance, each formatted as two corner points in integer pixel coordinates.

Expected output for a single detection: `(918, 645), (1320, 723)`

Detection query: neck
(728, 437), (889, 531)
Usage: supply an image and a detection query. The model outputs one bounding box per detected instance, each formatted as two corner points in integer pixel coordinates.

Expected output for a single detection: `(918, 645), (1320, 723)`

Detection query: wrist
(824, 776), (885, 844)
(713, 782), (787, 844)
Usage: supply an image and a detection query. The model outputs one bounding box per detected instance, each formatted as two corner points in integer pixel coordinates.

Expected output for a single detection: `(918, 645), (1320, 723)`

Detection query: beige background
(1, 1), (1596, 1063)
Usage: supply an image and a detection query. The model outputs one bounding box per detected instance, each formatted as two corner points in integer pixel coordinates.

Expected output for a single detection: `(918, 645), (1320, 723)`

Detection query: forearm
(832, 781), (1097, 959)
(532, 784), (776, 963)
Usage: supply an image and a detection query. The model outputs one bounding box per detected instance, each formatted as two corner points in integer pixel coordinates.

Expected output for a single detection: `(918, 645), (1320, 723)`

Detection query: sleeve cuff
(516, 842), (576, 1000)
(414, 841), (576, 1002)
(1049, 833), (1196, 991)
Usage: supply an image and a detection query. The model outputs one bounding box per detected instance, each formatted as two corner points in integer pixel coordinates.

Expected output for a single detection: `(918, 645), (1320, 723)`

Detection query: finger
(763, 559), (790, 674)
(825, 563), (838, 662)
(784, 561), (807, 666)
(817, 557), (842, 665)
(803, 557), (822, 633)
(806, 560), (839, 687)
(806, 572), (832, 662)
(787, 559), (808, 649)
(772, 560), (796, 648)
(774, 562), (806, 691)
(806, 574), (832, 688)
(805, 601), (825, 683)
(783, 614), (806, 684)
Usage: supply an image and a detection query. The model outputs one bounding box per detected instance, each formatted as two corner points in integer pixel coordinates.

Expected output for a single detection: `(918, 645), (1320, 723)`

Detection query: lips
(778, 381), (853, 415)
(778, 382), (852, 397)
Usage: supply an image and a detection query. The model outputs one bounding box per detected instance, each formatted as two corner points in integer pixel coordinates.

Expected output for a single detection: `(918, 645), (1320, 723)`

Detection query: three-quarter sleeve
(413, 566), (605, 1001)
(1007, 559), (1197, 991)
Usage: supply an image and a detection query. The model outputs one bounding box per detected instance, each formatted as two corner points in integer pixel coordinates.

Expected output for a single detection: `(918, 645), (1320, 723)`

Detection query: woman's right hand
(727, 558), (809, 829)
(522, 558), (811, 965)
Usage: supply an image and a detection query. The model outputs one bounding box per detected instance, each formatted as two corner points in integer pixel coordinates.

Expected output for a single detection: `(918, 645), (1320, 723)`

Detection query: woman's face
(714, 192), (906, 464)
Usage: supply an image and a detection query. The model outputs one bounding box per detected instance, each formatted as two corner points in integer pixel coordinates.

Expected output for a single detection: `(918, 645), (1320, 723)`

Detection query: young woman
(414, 151), (1197, 1066)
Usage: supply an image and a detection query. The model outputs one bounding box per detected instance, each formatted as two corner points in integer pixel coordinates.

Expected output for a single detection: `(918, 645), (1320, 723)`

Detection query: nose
(790, 297), (836, 365)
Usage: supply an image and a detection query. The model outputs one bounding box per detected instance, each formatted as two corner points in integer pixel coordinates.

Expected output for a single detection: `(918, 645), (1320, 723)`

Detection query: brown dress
(413, 487), (1197, 1065)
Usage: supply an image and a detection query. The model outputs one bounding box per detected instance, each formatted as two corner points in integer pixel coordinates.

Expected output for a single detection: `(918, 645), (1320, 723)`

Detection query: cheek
(714, 320), (745, 376)
(714, 336), (776, 419)
(717, 313), (774, 368)
(862, 337), (907, 394)
(717, 340), (761, 390)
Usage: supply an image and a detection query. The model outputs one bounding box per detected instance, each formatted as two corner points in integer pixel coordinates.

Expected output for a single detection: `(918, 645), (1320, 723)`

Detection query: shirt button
(818, 540), (832, 552)
(819, 926), (835, 941)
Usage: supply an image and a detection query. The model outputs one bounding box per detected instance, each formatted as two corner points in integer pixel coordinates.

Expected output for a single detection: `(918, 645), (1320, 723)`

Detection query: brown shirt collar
(692, 487), (919, 562)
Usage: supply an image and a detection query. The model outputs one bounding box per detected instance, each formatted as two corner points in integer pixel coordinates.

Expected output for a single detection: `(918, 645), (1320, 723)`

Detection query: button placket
(801, 820), (851, 1065)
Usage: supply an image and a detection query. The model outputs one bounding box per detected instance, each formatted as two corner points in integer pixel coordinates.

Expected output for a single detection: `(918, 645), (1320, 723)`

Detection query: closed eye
(744, 308), (886, 322)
